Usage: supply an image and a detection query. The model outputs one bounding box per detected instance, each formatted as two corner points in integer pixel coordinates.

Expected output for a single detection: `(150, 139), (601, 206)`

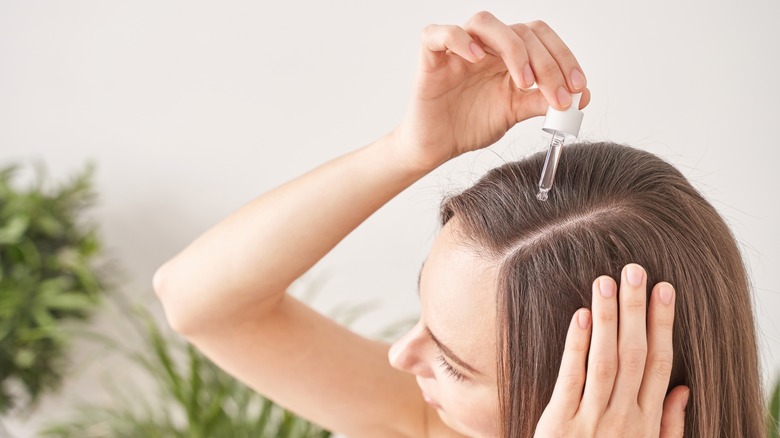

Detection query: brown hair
(439, 142), (764, 437)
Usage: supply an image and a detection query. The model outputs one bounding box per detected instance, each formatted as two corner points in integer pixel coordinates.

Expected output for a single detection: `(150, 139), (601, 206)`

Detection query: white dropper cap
(541, 92), (584, 140)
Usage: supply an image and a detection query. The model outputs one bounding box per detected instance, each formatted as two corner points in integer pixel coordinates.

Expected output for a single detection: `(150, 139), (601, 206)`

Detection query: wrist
(384, 127), (450, 175)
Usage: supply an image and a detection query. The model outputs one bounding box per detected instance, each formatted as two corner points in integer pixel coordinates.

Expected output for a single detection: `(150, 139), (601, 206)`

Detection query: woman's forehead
(420, 220), (498, 375)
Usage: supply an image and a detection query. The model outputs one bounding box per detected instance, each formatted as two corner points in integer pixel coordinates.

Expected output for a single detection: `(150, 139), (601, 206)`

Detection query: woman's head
(388, 214), (502, 436)
(388, 142), (764, 437)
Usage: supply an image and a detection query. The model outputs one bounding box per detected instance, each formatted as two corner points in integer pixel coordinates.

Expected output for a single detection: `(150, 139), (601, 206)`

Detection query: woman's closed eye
(436, 353), (466, 382)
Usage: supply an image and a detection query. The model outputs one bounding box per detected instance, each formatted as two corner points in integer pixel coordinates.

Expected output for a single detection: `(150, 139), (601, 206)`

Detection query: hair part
(439, 142), (764, 437)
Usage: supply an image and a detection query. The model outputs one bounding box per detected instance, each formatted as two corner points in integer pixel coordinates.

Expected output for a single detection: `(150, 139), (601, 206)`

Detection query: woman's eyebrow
(424, 326), (483, 377)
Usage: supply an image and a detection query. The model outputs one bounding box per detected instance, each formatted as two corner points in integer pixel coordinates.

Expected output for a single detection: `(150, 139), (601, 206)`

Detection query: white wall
(2, 0), (778, 435)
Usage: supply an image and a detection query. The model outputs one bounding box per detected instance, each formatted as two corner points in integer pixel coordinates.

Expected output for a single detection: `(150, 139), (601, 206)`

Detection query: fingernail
(470, 42), (486, 59)
(523, 63), (535, 87)
(571, 68), (587, 90)
(556, 86), (572, 108)
(626, 264), (644, 287)
(578, 309), (590, 329)
(660, 283), (674, 305)
(681, 389), (690, 410)
(599, 277), (615, 298)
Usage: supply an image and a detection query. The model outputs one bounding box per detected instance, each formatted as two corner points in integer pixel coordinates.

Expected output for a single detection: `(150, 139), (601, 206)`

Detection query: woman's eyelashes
(436, 354), (466, 382)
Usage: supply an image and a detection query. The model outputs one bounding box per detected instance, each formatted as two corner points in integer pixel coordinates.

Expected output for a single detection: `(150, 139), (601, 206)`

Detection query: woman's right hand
(392, 11), (591, 172)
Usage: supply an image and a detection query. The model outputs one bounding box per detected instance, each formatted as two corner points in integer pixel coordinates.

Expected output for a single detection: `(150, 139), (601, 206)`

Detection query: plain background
(2, 0), (779, 435)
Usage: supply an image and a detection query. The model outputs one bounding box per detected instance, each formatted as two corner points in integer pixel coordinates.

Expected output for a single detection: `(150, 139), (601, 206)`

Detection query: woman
(403, 142), (764, 437)
(152, 11), (763, 437)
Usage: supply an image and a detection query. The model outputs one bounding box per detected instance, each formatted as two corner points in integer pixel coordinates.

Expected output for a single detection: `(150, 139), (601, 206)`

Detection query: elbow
(152, 263), (167, 297)
(152, 263), (192, 335)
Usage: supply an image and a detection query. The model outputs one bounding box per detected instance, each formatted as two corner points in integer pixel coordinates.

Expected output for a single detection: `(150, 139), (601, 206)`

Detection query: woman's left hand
(535, 264), (690, 437)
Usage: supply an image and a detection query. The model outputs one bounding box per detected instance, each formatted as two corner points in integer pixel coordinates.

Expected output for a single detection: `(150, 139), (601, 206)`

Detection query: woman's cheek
(438, 382), (501, 438)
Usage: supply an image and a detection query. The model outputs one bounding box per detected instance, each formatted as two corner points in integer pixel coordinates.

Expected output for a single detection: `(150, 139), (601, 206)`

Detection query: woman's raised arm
(154, 9), (591, 336)
(153, 131), (428, 333)
(152, 11), (594, 437)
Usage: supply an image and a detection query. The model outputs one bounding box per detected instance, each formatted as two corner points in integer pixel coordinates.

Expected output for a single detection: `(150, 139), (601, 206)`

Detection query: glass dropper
(536, 130), (567, 201)
(535, 92), (584, 202)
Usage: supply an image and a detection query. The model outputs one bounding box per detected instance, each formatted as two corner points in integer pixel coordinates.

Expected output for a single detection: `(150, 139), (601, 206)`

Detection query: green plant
(769, 374), (780, 438)
(0, 162), (110, 415)
(41, 277), (417, 437)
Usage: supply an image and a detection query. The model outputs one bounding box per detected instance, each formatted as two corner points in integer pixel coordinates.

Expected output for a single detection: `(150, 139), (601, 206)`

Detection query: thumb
(660, 385), (690, 438)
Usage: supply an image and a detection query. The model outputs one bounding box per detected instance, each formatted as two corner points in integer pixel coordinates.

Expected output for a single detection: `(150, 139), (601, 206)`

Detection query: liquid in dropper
(536, 130), (567, 201)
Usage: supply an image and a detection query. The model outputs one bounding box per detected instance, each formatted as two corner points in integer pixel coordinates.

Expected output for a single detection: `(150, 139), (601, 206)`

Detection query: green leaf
(146, 320), (186, 406)
(0, 215), (30, 244)
(40, 277), (76, 295)
(78, 232), (100, 257)
(185, 343), (202, 429)
(16, 238), (42, 271)
(35, 214), (65, 238)
(31, 306), (56, 329)
(769, 375), (780, 438)
(14, 348), (36, 369)
(46, 292), (97, 311)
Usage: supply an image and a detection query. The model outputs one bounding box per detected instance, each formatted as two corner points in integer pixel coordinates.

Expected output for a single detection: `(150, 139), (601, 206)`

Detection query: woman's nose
(388, 321), (434, 378)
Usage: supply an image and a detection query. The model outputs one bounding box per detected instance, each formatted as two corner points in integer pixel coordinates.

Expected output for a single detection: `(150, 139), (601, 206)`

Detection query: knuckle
(592, 359), (617, 381)
(654, 314), (675, 330)
(650, 354), (674, 378)
(507, 37), (526, 55)
(536, 60), (560, 77)
(561, 371), (584, 392)
(421, 24), (461, 47)
(565, 338), (588, 353)
(623, 298), (646, 312)
(621, 347), (647, 370)
(528, 19), (550, 32)
(510, 23), (532, 39)
(596, 309), (618, 324)
(470, 10), (495, 25)
(567, 338), (588, 354)
(441, 25), (460, 43)
(553, 45), (574, 60)
(421, 24), (436, 39)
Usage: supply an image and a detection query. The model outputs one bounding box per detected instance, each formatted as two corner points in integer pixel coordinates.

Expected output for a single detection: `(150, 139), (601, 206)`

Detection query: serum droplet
(536, 188), (549, 201)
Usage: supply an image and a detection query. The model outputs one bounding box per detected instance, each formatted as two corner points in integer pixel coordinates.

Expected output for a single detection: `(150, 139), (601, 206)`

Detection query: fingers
(578, 87), (591, 109)
(462, 11), (535, 89)
(463, 12), (587, 110)
(419, 12), (589, 112)
(659, 385), (689, 437)
(506, 20), (585, 111)
(513, 86), (592, 122)
(638, 282), (676, 413)
(546, 308), (592, 419)
(419, 23), (488, 68)
(609, 264), (649, 408)
(500, 20), (572, 110)
(579, 276), (618, 418)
